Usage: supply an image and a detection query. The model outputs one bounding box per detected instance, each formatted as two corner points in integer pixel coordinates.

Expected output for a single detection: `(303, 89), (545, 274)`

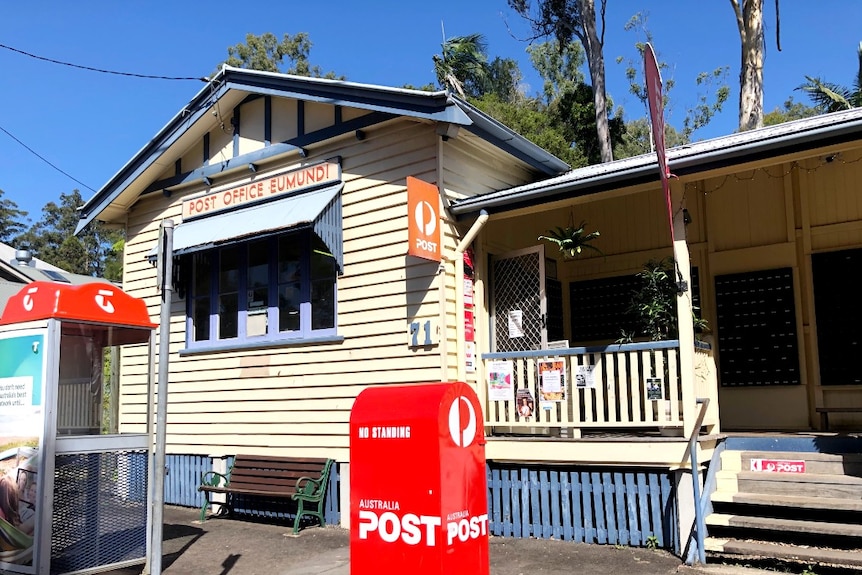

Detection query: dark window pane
(220, 246), (240, 292)
(193, 254), (211, 295)
(311, 280), (335, 329)
(219, 293), (238, 339)
(278, 236), (301, 284)
(279, 283), (301, 332)
(248, 240), (269, 311)
(812, 248), (862, 385)
(193, 297), (210, 341)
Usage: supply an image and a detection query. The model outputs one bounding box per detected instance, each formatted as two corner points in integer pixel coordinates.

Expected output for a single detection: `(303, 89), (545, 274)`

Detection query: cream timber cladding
(117, 90), (543, 461)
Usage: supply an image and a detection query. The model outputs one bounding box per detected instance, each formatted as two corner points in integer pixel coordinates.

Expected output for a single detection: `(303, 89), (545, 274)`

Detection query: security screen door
(490, 246), (547, 352)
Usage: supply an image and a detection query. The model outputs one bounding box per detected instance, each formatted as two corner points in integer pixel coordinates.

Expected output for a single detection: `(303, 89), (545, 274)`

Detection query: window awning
(151, 183), (343, 270)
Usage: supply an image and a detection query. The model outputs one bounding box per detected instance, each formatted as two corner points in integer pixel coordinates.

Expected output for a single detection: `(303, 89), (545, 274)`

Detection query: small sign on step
(750, 458), (806, 473)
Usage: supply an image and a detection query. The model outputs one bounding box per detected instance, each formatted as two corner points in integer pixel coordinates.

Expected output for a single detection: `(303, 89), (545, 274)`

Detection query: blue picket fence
(486, 464), (677, 551)
(161, 455), (674, 551)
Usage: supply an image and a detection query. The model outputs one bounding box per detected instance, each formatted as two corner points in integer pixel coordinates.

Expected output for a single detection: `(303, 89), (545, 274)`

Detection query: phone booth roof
(0, 281), (156, 338)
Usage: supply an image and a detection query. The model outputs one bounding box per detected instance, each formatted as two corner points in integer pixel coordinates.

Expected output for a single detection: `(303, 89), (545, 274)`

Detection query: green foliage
(645, 534), (659, 550)
(798, 41), (862, 113)
(621, 257), (708, 342)
(614, 118), (686, 159)
(16, 190), (124, 279)
(538, 221), (601, 258)
(0, 189), (28, 244)
(616, 12), (729, 142)
(222, 32), (342, 79)
(471, 94), (587, 167)
(433, 33), (490, 98)
(763, 97), (820, 126)
(528, 41), (586, 104)
(553, 82), (626, 165)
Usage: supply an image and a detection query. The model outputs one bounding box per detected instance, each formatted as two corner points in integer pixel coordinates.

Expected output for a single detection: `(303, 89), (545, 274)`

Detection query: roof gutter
(451, 111), (862, 218)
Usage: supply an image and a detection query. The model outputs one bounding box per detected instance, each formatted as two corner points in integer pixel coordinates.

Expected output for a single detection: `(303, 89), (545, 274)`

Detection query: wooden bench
(815, 407), (862, 430)
(198, 455), (334, 534)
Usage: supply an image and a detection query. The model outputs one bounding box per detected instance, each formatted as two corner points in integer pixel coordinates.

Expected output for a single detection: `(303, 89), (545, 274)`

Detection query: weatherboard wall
(117, 94), (540, 462)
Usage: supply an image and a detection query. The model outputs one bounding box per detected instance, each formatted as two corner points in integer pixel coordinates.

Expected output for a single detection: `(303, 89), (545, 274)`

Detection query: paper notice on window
(508, 310), (524, 338)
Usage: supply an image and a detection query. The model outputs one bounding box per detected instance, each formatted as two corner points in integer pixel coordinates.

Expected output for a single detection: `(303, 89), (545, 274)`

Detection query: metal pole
(150, 220), (173, 575)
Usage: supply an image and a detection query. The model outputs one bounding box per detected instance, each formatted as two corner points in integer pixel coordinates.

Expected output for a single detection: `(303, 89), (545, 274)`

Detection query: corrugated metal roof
(451, 107), (862, 217)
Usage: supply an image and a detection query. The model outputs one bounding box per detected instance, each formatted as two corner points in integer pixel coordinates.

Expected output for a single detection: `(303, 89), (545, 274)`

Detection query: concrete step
(721, 449), (862, 475)
(710, 491), (862, 512)
(704, 537), (862, 571)
(706, 513), (862, 538)
(716, 470), (862, 498)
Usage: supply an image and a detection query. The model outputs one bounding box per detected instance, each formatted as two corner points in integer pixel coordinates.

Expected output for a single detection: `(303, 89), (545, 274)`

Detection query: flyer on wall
(575, 364), (597, 389)
(487, 360), (514, 401)
(537, 359), (566, 409)
(0, 330), (47, 573)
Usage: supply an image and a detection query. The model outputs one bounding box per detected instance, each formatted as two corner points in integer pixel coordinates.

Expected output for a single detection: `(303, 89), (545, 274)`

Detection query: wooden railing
(480, 340), (718, 437)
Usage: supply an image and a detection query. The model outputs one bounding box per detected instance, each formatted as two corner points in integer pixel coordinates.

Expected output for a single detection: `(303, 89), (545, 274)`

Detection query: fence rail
(481, 340), (717, 436)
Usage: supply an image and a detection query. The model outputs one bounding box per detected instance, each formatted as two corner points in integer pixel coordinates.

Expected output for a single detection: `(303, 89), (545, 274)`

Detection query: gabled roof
(76, 66), (570, 234)
(451, 107), (862, 217)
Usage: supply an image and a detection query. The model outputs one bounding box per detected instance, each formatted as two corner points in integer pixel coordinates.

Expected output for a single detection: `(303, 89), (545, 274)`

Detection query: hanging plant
(538, 221), (602, 259)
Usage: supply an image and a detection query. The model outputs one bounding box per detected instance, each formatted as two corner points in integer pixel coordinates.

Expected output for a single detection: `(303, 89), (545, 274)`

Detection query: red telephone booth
(0, 281), (155, 575)
(349, 381), (489, 575)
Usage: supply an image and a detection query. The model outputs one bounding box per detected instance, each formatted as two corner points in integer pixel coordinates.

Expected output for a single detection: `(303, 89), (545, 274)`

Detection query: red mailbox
(350, 382), (489, 575)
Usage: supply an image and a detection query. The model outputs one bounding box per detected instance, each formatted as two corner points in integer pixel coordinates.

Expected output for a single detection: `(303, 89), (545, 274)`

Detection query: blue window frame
(186, 228), (337, 348)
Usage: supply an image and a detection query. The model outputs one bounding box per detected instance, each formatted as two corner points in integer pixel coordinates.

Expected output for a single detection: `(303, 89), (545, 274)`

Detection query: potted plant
(538, 221), (602, 259)
(620, 257), (709, 436)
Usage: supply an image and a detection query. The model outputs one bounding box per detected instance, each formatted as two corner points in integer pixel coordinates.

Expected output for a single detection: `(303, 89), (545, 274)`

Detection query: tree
(17, 190), (123, 280)
(528, 41), (623, 164)
(729, 0), (782, 131)
(798, 42), (862, 113)
(616, 12), (730, 142)
(471, 93), (587, 167)
(510, 0), (614, 162)
(222, 32), (342, 78)
(763, 97), (819, 126)
(433, 33), (490, 98)
(0, 190), (27, 244)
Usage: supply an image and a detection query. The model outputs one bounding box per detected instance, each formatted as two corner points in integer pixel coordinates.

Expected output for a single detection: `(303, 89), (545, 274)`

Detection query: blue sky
(2, 1), (861, 225)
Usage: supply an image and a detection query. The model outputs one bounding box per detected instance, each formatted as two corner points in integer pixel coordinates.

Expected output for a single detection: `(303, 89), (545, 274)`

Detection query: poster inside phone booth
(0, 329), (46, 572)
(350, 382), (489, 575)
(0, 282), (156, 575)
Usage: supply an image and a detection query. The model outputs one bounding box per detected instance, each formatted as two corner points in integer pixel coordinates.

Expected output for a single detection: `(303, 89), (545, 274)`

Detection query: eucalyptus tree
(509, 0), (614, 162)
(222, 32), (342, 78)
(729, 0), (783, 131)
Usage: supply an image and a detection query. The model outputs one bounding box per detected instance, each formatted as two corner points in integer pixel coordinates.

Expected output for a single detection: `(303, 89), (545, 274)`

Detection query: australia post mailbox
(349, 382), (489, 575)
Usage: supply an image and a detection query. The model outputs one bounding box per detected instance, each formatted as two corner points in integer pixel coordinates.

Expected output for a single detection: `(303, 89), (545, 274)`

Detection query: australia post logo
(357, 500), (488, 548)
(407, 176), (441, 262)
(448, 395), (477, 448)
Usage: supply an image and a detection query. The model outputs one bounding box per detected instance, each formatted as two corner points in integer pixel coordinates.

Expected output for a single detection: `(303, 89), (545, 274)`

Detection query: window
(187, 229), (337, 347)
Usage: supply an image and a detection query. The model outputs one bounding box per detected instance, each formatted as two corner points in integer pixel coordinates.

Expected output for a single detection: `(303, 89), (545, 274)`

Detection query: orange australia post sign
(407, 177), (441, 262)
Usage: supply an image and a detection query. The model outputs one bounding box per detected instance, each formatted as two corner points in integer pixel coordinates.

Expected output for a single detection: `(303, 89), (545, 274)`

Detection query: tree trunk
(579, 0), (613, 162)
(731, 0), (765, 131)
